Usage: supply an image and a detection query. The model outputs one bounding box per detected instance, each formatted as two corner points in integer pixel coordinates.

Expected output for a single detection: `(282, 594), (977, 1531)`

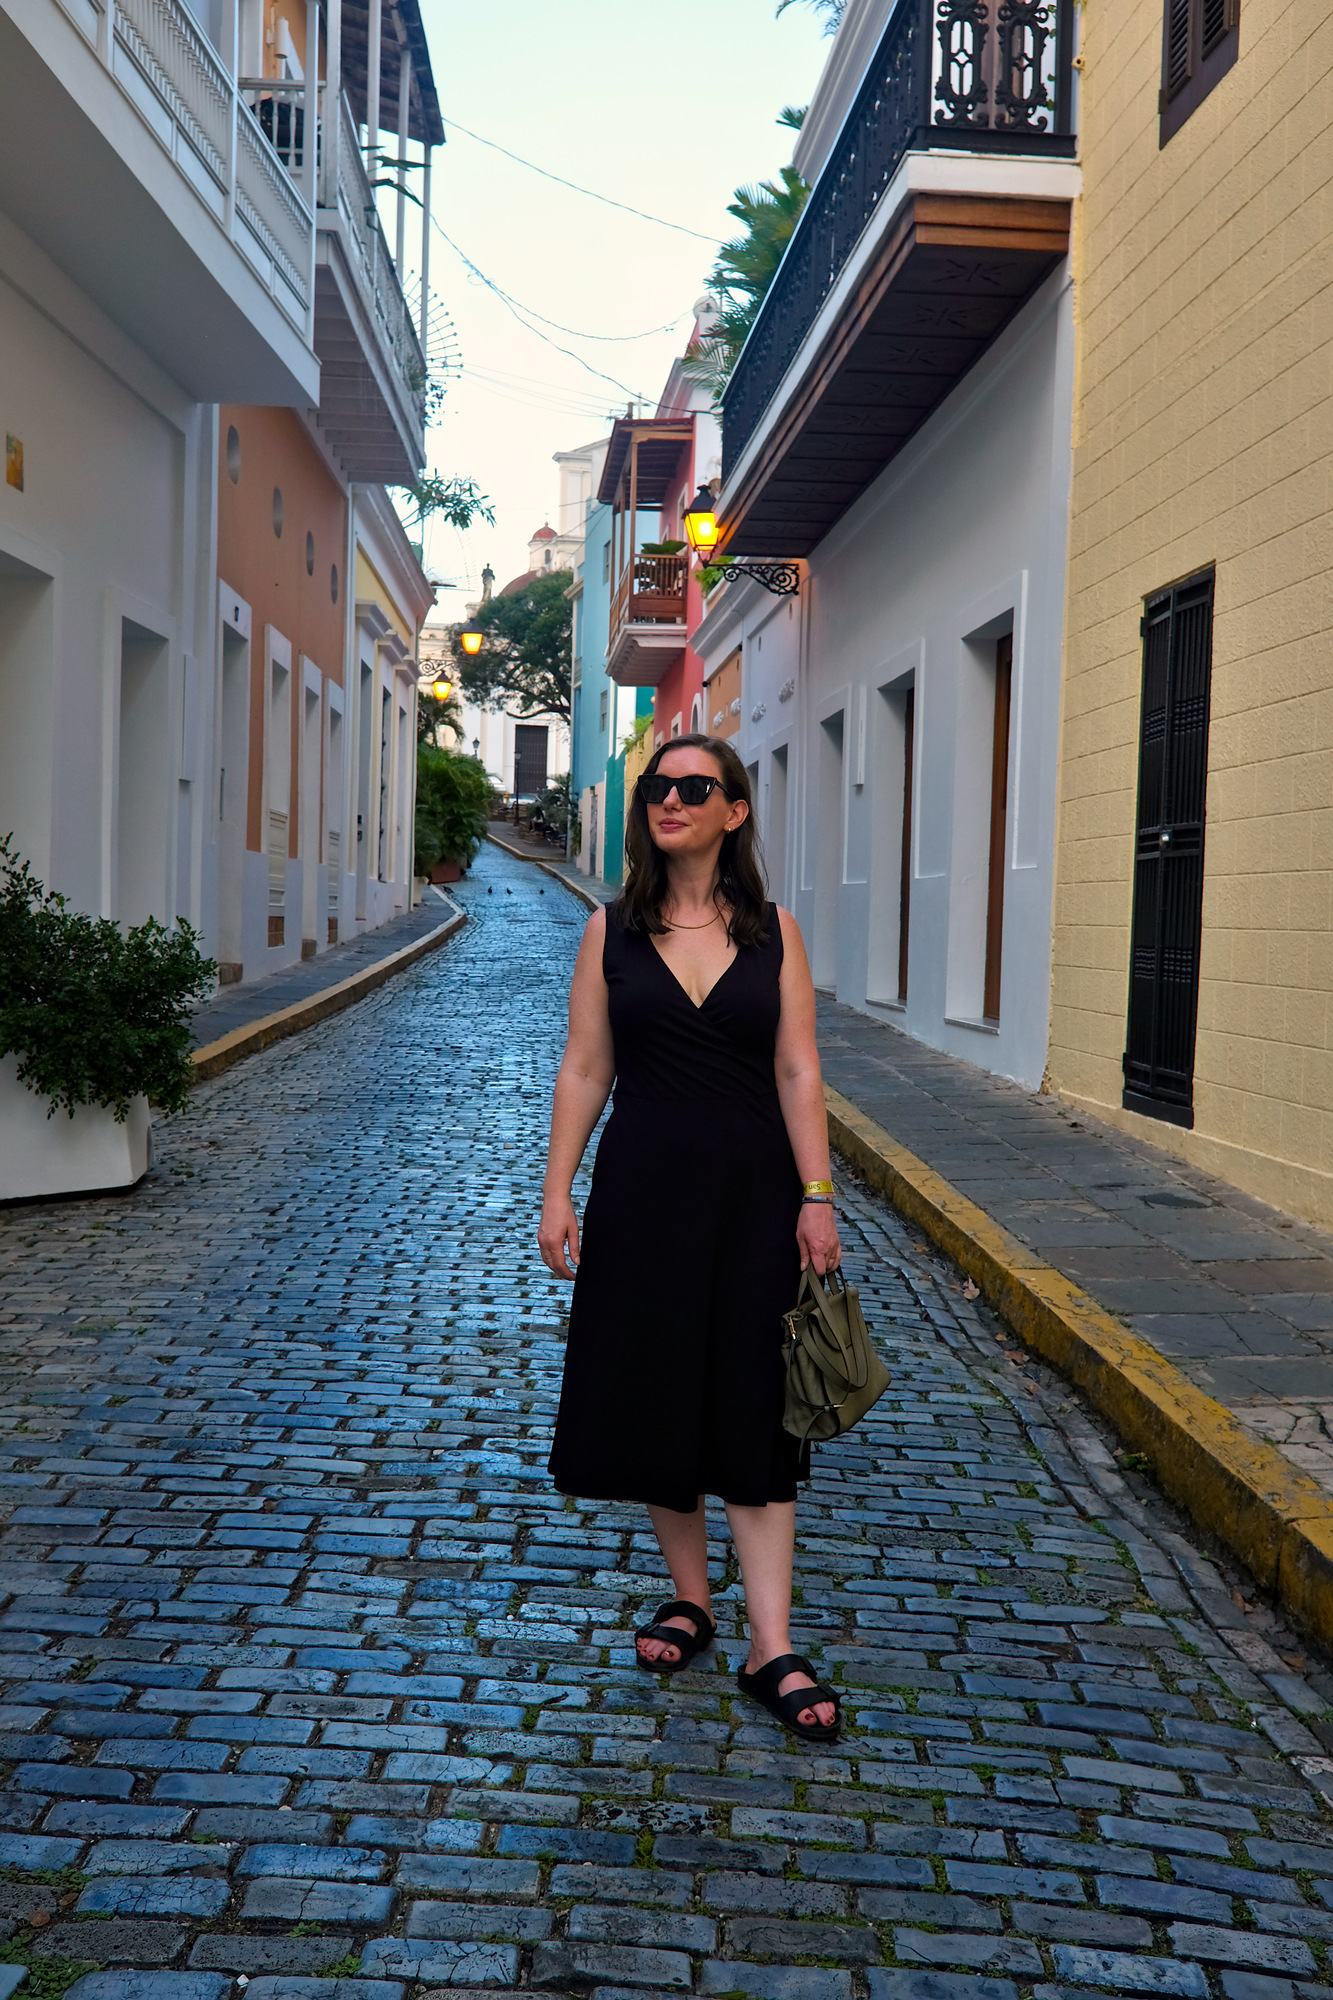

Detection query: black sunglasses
(640, 773), (735, 807)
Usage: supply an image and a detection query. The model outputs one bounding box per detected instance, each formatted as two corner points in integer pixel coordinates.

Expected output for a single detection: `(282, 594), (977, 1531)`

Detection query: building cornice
(352, 484), (435, 626)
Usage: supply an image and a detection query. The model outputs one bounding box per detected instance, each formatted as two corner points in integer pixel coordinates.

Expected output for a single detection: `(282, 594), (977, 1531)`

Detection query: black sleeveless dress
(548, 903), (807, 1513)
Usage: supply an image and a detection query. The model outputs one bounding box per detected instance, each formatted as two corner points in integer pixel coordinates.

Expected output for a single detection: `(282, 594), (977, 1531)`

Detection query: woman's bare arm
(773, 908), (841, 1273)
(538, 908), (616, 1279)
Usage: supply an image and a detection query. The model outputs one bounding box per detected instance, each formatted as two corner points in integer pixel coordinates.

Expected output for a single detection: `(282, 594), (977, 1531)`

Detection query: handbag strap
(799, 1265), (863, 1383)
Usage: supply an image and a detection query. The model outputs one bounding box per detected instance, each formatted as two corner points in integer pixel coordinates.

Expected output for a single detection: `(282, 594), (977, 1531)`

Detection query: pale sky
(395, 0), (832, 602)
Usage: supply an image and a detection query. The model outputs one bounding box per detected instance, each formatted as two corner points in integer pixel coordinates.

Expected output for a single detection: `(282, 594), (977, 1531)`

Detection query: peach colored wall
(217, 406), (346, 852)
(705, 648), (741, 742)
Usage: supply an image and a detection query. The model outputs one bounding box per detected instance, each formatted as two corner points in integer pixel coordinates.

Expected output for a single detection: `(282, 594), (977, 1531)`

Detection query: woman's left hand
(797, 1202), (841, 1275)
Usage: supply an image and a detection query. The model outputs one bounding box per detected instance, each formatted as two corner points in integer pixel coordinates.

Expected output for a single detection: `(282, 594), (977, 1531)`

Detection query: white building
(437, 442), (600, 803)
(0, 0), (319, 937)
(1, 0), (440, 967)
(695, 0), (1080, 1090)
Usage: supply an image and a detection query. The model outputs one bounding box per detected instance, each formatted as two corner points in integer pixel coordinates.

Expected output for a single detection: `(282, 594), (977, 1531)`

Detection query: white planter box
(0, 1055), (153, 1202)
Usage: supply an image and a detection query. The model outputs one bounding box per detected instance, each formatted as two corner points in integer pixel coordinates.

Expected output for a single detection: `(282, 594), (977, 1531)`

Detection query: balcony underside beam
(718, 190), (1071, 561)
(312, 255), (421, 484)
(606, 627), (686, 688)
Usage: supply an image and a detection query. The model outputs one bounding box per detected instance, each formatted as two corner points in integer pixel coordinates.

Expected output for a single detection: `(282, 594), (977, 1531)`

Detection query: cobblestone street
(7, 842), (1333, 2000)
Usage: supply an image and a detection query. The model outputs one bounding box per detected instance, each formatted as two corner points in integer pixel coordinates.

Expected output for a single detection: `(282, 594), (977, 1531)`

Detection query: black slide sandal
(634, 1598), (715, 1674)
(736, 1651), (841, 1741)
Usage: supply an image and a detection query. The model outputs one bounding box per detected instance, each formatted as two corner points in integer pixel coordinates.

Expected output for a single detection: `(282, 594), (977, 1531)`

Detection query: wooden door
(514, 724), (549, 800)
(897, 687), (914, 1004)
(1123, 571), (1214, 1126)
(983, 636), (1012, 1023)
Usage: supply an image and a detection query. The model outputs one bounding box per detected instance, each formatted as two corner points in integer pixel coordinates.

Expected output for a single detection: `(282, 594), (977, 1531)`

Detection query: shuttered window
(1161, 0), (1240, 144)
(1122, 570), (1215, 1129)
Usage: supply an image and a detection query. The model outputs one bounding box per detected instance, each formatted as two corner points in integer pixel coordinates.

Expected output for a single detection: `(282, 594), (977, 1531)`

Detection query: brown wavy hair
(614, 733), (770, 947)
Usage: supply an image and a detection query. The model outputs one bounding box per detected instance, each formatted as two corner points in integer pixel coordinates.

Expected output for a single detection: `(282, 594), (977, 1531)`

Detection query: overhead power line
(432, 221), (653, 403)
(441, 117), (720, 244)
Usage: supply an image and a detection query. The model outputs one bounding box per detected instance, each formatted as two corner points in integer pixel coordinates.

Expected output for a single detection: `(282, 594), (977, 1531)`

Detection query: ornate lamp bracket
(711, 560), (800, 597)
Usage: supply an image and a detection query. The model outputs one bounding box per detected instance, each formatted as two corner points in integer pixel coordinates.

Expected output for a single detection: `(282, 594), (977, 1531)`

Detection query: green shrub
(0, 834), (216, 1121)
(415, 745), (491, 873)
(537, 772), (572, 837)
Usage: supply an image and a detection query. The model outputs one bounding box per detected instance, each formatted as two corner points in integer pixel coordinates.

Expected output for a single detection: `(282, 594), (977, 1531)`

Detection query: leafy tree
(684, 149), (810, 398)
(452, 570), (573, 724)
(414, 746), (492, 872)
(395, 474), (495, 541)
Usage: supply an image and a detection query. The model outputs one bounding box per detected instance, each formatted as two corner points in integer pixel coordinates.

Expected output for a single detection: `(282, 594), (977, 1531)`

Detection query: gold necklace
(666, 910), (721, 930)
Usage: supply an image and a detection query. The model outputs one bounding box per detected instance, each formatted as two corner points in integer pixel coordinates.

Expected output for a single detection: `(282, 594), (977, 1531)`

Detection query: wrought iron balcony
(721, 0), (1075, 486)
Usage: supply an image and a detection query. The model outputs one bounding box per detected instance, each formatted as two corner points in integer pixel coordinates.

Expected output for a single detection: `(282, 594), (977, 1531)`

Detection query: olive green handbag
(781, 1265), (891, 1444)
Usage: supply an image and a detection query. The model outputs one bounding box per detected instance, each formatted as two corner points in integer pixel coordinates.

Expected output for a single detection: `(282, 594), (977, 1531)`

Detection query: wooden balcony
(607, 552), (688, 687)
(718, 0), (1077, 559)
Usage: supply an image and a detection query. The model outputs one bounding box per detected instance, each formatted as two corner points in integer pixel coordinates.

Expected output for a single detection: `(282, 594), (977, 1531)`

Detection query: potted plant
(414, 745), (491, 883)
(0, 835), (215, 1201)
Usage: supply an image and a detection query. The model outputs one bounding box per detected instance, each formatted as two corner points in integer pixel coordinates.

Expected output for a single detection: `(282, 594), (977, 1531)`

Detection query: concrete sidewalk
(190, 891), (464, 1077)
(193, 896), (460, 1044)
(817, 1000), (1333, 1504)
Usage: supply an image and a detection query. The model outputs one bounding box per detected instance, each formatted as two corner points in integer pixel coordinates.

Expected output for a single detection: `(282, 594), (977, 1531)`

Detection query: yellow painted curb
(825, 1084), (1333, 1645)
(191, 912), (466, 1082)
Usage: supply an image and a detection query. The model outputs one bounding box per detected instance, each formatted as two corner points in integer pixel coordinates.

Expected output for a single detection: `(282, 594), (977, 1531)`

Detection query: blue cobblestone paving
(3, 841), (1333, 1998)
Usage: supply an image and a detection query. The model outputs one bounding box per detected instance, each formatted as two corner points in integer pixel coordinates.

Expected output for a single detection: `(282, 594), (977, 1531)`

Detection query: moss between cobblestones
(0, 1941), (99, 1999)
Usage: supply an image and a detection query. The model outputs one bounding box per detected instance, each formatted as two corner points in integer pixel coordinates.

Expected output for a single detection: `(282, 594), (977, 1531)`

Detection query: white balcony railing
(57, 0), (313, 329)
(324, 92), (427, 434)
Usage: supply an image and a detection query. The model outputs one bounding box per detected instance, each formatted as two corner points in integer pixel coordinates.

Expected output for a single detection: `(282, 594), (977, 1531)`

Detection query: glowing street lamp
(682, 483), (799, 596)
(458, 617), (485, 657)
(683, 485), (720, 558)
(431, 675), (452, 701)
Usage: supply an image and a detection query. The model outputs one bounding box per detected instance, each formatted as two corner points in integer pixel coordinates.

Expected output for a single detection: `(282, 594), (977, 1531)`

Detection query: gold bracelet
(803, 1179), (834, 1196)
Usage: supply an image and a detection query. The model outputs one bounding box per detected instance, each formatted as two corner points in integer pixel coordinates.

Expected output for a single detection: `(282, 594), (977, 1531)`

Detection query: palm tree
(776, 0), (846, 31)
(684, 148), (810, 398)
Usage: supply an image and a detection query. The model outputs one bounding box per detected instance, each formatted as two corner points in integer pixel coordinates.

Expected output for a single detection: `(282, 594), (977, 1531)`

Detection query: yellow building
(1048, 0), (1333, 1222)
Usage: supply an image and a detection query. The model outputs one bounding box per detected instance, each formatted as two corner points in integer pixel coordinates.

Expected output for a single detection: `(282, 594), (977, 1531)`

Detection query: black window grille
(1122, 570), (1215, 1128)
(1161, 0), (1240, 144)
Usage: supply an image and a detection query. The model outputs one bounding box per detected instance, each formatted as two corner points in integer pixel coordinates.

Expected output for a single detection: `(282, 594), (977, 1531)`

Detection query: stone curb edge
(825, 1083), (1333, 1646)
(484, 830), (602, 912)
(190, 912), (466, 1081)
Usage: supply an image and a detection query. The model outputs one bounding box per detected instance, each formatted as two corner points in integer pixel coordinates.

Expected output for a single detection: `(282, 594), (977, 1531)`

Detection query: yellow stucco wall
(1048, 0), (1333, 1222)
(355, 547), (412, 649)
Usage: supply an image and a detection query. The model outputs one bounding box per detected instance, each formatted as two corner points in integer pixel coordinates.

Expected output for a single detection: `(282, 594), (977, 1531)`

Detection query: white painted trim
(100, 583), (177, 922)
(354, 599), (393, 641)
(217, 577), (251, 640)
(956, 570), (1031, 871)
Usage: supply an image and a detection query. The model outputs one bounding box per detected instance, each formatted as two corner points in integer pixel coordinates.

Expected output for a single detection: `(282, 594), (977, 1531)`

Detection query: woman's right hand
(538, 1193), (582, 1281)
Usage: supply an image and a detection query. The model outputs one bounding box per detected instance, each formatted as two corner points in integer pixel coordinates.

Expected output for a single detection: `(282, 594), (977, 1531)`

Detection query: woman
(538, 734), (842, 1742)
